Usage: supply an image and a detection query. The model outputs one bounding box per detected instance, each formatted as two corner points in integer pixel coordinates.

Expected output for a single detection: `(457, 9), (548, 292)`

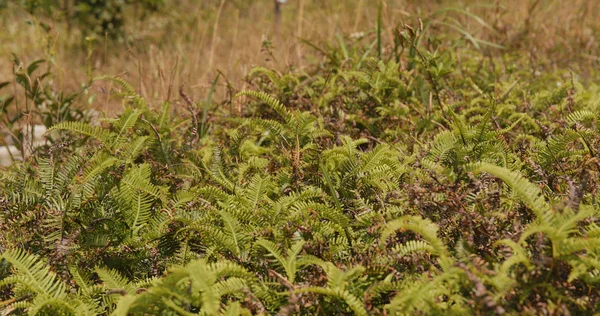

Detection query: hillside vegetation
(1, 0), (600, 314)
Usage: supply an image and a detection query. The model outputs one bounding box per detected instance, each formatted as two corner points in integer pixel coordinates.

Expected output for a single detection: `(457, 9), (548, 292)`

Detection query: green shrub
(11, 0), (165, 40)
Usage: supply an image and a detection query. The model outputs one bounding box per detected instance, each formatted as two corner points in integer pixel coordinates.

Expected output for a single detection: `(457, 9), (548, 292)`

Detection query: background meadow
(1, 1), (600, 314)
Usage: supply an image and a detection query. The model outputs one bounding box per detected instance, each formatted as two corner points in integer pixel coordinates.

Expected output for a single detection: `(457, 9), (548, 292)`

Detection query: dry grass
(1, 0), (599, 114)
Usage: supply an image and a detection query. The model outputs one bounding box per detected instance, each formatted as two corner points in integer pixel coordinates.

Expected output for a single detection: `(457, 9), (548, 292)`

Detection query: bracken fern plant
(1, 17), (600, 315)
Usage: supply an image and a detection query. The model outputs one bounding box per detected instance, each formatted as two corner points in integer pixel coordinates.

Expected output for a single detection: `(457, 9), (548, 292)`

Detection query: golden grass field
(1, 0), (599, 114)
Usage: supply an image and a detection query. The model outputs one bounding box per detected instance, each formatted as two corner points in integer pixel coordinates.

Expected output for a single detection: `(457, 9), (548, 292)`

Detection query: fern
(475, 163), (551, 222)
(111, 109), (141, 148)
(48, 121), (112, 148)
(295, 286), (368, 316)
(382, 215), (449, 262)
(94, 75), (146, 107)
(235, 90), (292, 123)
(3, 27), (600, 315)
(0, 249), (96, 314)
(254, 239), (305, 284)
(110, 259), (253, 315)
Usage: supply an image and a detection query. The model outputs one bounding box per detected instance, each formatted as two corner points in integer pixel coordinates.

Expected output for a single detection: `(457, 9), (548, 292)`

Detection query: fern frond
(121, 135), (150, 162)
(475, 163), (550, 222)
(112, 109), (141, 148)
(207, 147), (235, 192)
(94, 75), (146, 107)
(121, 163), (168, 202)
(78, 152), (118, 184)
(295, 287), (367, 316)
(235, 90), (292, 123)
(381, 215), (449, 261)
(565, 110), (596, 126)
(255, 239), (305, 283)
(95, 267), (134, 295)
(27, 296), (78, 315)
(246, 118), (285, 138)
(392, 240), (436, 257)
(0, 249), (67, 298)
(243, 174), (272, 209)
(219, 210), (248, 259)
(47, 121), (112, 148)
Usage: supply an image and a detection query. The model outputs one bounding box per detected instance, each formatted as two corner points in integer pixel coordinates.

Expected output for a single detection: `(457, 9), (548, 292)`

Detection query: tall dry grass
(1, 0), (599, 114)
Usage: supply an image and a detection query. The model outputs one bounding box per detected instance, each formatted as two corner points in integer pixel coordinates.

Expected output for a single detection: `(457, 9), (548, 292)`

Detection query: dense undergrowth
(1, 20), (600, 315)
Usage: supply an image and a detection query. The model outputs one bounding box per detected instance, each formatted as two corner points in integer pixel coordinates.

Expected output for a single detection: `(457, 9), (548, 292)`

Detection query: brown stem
(179, 85), (199, 145)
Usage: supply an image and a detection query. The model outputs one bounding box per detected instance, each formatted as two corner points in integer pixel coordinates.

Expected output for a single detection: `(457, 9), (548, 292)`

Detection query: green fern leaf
(475, 163), (550, 222)
(235, 90), (292, 123)
(48, 121), (112, 148)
